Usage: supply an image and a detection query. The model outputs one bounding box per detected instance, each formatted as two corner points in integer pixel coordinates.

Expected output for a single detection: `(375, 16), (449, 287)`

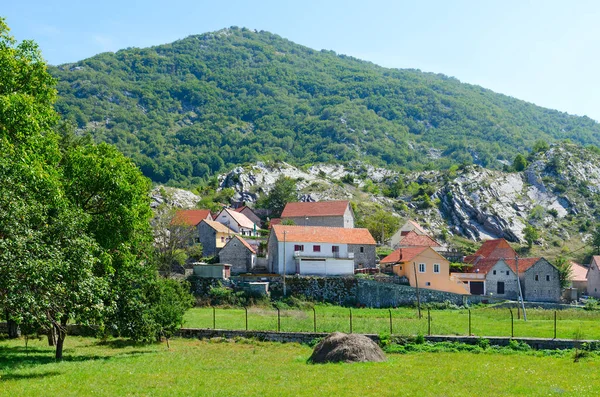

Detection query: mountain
(216, 142), (600, 261)
(50, 27), (600, 187)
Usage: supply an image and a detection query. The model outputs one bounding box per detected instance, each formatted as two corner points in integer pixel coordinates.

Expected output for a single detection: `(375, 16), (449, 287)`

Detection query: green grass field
(183, 306), (600, 340)
(1, 336), (599, 396)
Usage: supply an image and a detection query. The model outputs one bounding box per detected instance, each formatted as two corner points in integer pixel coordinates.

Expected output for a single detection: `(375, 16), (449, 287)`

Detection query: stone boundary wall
(1, 322), (594, 350)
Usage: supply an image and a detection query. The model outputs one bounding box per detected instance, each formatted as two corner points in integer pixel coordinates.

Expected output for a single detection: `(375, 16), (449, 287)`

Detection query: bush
(584, 298), (600, 311)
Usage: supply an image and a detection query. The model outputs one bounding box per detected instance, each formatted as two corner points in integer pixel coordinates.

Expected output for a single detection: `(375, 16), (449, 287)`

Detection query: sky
(4, 0), (600, 121)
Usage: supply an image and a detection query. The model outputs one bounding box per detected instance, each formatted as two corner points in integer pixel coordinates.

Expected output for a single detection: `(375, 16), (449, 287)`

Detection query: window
(399, 266), (403, 271)
(195, 237), (200, 243)
(221, 237), (225, 243)
(433, 264), (440, 273)
(331, 246), (339, 253)
(418, 263), (426, 273)
(313, 245), (321, 252)
(535, 275), (539, 281)
(360, 246), (364, 253)
(294, 244), (304, 252)
(497, 281), (505, 294)
(506, 271), (509, 275)
(546, 275), (550, 281)
(425, 282), (431, 286)
(493, 270), (497, 275)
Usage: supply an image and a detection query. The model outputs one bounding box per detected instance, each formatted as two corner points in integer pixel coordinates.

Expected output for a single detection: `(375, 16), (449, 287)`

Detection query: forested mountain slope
(50, 27), (600, 187)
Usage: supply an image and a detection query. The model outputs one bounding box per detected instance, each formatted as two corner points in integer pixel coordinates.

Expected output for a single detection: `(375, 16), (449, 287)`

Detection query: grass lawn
(183, 305), (600, 339)
(1, 336), (599, 396)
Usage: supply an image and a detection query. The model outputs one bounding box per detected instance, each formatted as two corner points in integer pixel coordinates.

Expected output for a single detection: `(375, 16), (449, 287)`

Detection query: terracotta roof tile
(464, 239), (517, 264)
(464, 257), (540, 274)
(398, 231), (441, 247)
(281, 201), (350, 218)
(268, 218), (282, 229)
(201, 219), (236, 234)
(271, 225), (375, 245)
(570, 262), (588, 282)
(380, 246), (429, 264)
(173, 209), (212, 226)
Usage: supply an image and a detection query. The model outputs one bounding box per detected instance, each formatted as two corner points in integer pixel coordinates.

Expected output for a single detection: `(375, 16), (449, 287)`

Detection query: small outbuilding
(218, 236), (257, 274)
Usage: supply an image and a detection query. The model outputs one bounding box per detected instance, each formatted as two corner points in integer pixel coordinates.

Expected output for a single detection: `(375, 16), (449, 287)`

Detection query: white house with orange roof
(569, 261), (588, 295)
(267, 225), (376, 275)
(389, 220), (429, 248)
(215, 208), (259, 237)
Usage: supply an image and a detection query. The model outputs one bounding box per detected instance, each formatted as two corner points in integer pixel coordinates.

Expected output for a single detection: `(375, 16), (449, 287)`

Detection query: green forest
(50, 26), (600, 187)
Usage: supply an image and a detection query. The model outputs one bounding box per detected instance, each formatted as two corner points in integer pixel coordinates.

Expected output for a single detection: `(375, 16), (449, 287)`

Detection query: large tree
(257, 175), (298, 217)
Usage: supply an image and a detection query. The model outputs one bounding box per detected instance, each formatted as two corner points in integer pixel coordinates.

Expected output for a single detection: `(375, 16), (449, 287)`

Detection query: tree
(523, 225), (539, 248)
(258, 175), (297, 217)
(356, 207), (398, 245)
(513, 154), (528, 172)
(148, 278), (194, 348)
(154, 207), (199, 275)
(532, 139), (550, 153)
(554, 255), (573, 290)
(592, 225), (600, 255)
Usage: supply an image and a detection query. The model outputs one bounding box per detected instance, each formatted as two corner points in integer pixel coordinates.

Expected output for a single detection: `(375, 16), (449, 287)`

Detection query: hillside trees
(257, 175), (298, 217)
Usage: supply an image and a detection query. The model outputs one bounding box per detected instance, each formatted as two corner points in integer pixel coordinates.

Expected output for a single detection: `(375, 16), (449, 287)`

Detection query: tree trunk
(47, 327), (56, 346)
(54, 318), (68, 361)
(5, 310), (20, 339)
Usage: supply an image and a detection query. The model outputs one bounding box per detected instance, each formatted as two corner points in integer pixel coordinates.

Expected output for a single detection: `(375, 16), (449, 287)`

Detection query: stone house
(268, 225), (376, 275)
(198, 219), (236, 257)
(280, 200), (355, 228)
(218, 236), (257, 274)
(380, 246), (469, 294)
(173, 209), (213, 244)
(586, 256), (600, 298)
(215, 208), (259, 237)
(521, 258), (561, 302)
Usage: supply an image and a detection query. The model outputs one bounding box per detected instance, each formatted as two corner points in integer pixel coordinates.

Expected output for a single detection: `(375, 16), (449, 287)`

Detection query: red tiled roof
(271, 225), (375, 245)
(173, 209), (212, 226)
(398, 231), (441, 247)
(268, 218), (282, 229)
(226, 236), (256, 254)
(281, 201), (349, 218)
(464, 238), (517, 264)
(570, 262), (588, 282)
(380, 246), (429, 264)
(464, 257), (540, 275)
(407, 220), (427, 235)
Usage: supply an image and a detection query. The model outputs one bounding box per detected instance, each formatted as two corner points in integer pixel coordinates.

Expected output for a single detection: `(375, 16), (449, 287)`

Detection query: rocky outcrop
(150, 185), (200, 209)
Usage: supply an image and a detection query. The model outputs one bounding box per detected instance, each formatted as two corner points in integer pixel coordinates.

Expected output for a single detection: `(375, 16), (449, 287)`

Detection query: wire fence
(182, 307), (600, 340)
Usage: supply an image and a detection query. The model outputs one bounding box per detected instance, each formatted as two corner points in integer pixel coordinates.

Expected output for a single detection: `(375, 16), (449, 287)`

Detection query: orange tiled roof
(173, 209), (212, 226)
(271, 225), (375, 245)
(268, 218), (282, 229)
(407, 220), (427, 235)
(464, 238), (517, 264)
(380, 246), (429, 264)
(464, 257), (540, 275)
(398, 231), (441, 247)
(570, 261), (588, 282)
(226, 235), (256, 254)
(281, 201), (349, 218)
(201, 219), (236, 234)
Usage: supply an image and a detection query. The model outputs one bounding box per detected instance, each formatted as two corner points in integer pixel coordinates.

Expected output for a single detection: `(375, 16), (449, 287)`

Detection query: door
(497, 281), (505, 294)
(470, 281), (484, 295)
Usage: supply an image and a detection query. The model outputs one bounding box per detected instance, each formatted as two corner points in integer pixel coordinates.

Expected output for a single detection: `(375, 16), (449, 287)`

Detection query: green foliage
(532, 139), (550, 153)
(592, 225), (600, 255)
(512, 154), (528, 172)
(584, 298), (599, 311)
(148, 278), (194, 344)
(256, 175), (297, 217)
(48, 28), (600, 186)
(523, 225), (539, 248)
(554, 255), (573, 290)
(354, 205), (398, 244)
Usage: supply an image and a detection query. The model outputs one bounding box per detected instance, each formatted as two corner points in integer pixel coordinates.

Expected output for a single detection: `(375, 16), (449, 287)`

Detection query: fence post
(389, 309), (393, 335)
(554, 311), (557, 339)
(312, 307), (316, 333)
(509, 309), (514, 338)
(245, 306), (248, 331)
(517, 305), (520, 320)
(213, 306), (216, 330)
(349, 308), (353, 334)
(427, 309), (431, 336)
(277, 307), (281, 332)
(468, 309), (471, 336)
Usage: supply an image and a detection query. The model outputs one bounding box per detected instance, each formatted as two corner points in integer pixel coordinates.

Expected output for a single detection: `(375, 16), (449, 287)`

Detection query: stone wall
(286, 216), (345, 228)
(348, 244), (376, 269)
(188, 276), (224, 296)
(485, 260), (520, 299)
(521, 259), (561, 302)
(218, 237), (254, 274)
(198, 222), (218, 257)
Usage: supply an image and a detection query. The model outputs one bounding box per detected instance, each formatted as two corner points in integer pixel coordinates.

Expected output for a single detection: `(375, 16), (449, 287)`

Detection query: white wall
(298, 258), (354, 276)
(277, 241), (349, 275)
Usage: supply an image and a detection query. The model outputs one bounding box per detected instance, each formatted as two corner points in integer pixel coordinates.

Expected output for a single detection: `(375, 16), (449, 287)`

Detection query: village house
(586, 256), (600, 298)
(234, 205), (263, 228)
(388, 220), (428, 248)
(173, 209), (213, 244)
(215, 208), (259, 237)
(198, 219), (236, 257)
(218, 235), (257, 274)
(380, 246), (470, 294)
(569, 261), (588, 296)
(280, 200), (355, 228)
(267, 225), (376, 275)
(395, 230), (443, 251)
(520, 258), (561, 302)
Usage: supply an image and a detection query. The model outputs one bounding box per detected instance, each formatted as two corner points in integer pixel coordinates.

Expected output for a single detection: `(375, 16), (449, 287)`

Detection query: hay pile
(308, 332), (386, 364)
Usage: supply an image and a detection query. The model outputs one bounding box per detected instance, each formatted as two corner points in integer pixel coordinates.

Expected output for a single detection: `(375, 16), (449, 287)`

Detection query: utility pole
(282, 230), (288, 297)
(413, 262), (422, 318)
(515, 255), (527, 321)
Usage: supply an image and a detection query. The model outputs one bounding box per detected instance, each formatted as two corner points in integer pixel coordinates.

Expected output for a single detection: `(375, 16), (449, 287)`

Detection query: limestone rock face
(150, 185), (200, 209)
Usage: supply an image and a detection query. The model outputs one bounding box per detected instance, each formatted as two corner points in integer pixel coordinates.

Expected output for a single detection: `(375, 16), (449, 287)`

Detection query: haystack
(308, 332), (386, 364)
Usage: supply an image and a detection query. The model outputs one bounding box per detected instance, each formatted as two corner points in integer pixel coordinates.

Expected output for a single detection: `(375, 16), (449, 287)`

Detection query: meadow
(1, 336), (599, 396)
(183, 305), (600, 340)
